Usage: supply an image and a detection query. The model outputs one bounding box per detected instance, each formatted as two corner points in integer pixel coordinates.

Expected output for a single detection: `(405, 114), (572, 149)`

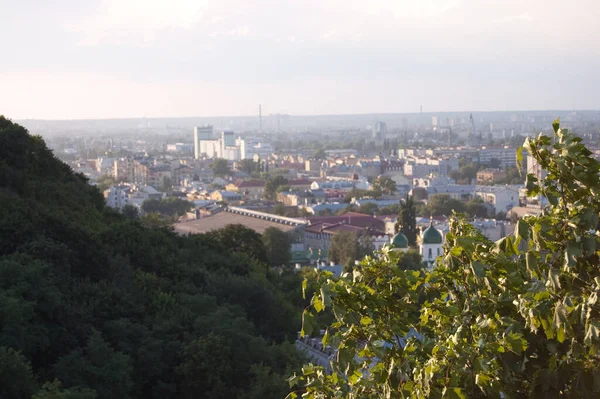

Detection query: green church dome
(391, 232), (408, 248)
(422, 222), (443, 244)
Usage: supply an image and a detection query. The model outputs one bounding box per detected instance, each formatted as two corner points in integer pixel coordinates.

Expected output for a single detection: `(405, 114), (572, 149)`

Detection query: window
(437, 248), (441, 256)
(428, 248), (432, 259)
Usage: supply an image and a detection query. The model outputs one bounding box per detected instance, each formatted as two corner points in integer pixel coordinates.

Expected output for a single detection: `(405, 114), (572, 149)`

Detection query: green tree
(53, 330), (133, 399)
(34, 380), (98, 399)
(373, 176), (397, 195)
(95, 174), (115, 192)
(466, 197), (490, 218)
(395, 194), (417, 246)
(291, 119), (600, 398)
(312, 149), (326, 160)
(262, 227), (291, 266)
(141, 197), (192, 218)
(206, 224), (269, 265)
(420, 193), (467, 217)
(396, 248), (423, 271)
(237, 159), (261, 175)
(211, 158), (231, 177)
(264, 176), (288, 200)
(0, 346), (37, 399)
(328, 231), (374, 267)
(122, 204), (139, 220)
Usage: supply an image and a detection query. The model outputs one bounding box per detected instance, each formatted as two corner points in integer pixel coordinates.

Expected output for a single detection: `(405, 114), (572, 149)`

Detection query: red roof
(233, 179), (265, 188)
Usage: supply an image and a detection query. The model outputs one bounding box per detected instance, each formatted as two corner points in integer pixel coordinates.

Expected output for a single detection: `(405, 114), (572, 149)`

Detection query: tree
(211, 158), (231, 177)
(161, 176), (172, 191)
(95, 174), (115, 192)
(122, 204), (139, 220)
(53, 330), (133, 399)
(141, 197), (193, 218)
(264, 176), (288, 200)
(395, 194), (417, 246)
(34, 380), (98, 399)
(312, 149), (326, 160)
(290, 119), (600, 398)
(328, 231), (374, 267)
(0, 116), (303, 399)
(206, 224), (269, 265)
(237, 159), (261, 175)
(466, 197), (490, 218)
(396, 248), (423, 271)
(373, 176), (396, 195)
(420, 193), (466, 217)
(0, 346), (37, 399)
(262, 227), (291, 266)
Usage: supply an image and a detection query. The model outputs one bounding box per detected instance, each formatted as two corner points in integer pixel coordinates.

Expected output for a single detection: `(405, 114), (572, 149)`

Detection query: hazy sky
(1, 0), (599, 119)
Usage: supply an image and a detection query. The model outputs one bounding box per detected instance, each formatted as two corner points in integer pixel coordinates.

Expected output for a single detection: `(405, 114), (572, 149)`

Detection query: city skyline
(2, 0), (599, 119)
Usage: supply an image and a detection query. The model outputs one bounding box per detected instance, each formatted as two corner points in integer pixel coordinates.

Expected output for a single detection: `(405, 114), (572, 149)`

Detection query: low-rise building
(210, 190), (242, 203)
(474, 185), (520, 214)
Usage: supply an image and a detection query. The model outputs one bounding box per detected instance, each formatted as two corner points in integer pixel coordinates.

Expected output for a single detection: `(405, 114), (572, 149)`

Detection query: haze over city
(2, 0), (600, 119)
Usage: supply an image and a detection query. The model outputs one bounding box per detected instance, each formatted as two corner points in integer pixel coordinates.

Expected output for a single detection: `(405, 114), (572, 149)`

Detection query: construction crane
(469, 113), (481, 145)
(469, 113), (476, 136)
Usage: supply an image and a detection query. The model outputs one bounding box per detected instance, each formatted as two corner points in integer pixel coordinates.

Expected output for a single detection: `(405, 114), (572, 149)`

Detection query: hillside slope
(0, 116), (303, 399)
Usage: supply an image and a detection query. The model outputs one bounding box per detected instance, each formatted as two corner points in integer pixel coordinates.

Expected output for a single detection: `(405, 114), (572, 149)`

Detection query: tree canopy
(211, 158), (232, 177)
(290, 119), (600, 398)
(0, 116), (303, 399)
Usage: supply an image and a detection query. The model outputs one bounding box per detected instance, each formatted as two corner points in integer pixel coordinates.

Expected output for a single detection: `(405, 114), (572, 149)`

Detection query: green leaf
(301, 310), (315, 338)
(360, 316), (373, 326)
(470, 261), (486, 279)
(313, 296), (325, 313)
(322, 329), (329, 347)
(516, 146), (524, 173)
(565, 244), (582, 268)
(302, 278), (308, 300)
(548, 267), (561, 290)
(288, 374), (299, 388)
(526, 251), (539, 278)
(516, 219), (530, 242)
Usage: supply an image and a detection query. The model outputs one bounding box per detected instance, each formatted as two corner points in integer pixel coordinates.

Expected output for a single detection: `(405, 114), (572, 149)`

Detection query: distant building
(210, 190), (242, 203)
(193, 125), (213, 160)
(372, 121), (387, 139)
(479, 146), (518, 168)
(474, 186), (520, 214)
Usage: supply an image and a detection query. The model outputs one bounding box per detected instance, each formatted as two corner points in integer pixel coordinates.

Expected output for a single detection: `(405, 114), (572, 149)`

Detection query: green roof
(391, 232), (408, 248)
(422, 223), (443, 244)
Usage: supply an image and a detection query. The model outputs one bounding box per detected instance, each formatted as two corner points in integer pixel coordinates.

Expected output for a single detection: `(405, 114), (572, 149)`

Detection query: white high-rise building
(193, 125), (213, 159)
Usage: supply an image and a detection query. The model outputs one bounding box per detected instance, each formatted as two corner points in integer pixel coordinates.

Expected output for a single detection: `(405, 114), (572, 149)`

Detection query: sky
(1, 0), (599, 119)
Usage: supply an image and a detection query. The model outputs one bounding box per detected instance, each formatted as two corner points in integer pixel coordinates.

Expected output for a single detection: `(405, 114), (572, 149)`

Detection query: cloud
(67, 0), (211, 46)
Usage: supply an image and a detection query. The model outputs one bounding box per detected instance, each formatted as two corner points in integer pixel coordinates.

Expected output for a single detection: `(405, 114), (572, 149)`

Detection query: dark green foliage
(0, 117), (302, 398)
(33, 380), (98, 399)
(211, 158), (231, 177)
(396, 249), (423, 270)
(328, 231), (374, 266)
(237, 159), (261, 175)
(141, 197), (192, 217)
(372, 176), (396, 195)
(0, 346), (37, 398)
(122, 204), (139, 220)
(395, 194), (417, 246)
(264, 176), (289, 200)
(205, 224), (269, 265)
(262, 227), (291, 266)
